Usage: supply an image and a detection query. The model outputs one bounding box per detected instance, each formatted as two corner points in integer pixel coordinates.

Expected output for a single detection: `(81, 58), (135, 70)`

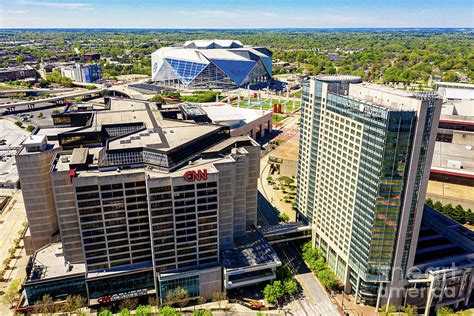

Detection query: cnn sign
(183, 169), (208, 182)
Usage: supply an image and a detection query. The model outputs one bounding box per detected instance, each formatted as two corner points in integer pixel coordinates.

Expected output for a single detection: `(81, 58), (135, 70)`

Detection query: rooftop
(26, 242), (85, 283)
(431, 142), (474, 176)
(183, 39), (243, 49)
(221, 231), (281, 270)
(413, 206), (474, 271)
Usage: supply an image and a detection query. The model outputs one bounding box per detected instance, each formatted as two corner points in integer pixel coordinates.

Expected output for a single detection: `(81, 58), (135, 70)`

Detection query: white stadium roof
(184, 39), (243, 49)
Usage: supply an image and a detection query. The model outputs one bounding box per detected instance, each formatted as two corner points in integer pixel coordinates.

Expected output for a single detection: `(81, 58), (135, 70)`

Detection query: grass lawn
(232, 98), (301, 112)
(272, 114), (287, 123)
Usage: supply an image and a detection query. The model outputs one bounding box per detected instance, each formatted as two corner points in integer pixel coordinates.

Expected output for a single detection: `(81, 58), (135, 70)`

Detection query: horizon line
(1, 27), (473, 30)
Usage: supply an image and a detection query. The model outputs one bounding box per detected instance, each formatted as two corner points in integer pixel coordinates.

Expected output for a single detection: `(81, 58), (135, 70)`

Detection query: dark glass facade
(24, 276), (87, 305)
(87, 270), (155, 299)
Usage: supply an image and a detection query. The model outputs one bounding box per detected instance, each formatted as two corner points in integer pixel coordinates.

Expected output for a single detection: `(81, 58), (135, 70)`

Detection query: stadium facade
(151, 40), (272, 90)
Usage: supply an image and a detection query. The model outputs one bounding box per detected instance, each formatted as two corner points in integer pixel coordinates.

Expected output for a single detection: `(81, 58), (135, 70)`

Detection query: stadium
(151, 40), (272, 90)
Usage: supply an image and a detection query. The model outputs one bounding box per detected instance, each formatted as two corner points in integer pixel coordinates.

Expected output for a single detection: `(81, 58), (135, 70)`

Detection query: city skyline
(1, 0), (473, 28)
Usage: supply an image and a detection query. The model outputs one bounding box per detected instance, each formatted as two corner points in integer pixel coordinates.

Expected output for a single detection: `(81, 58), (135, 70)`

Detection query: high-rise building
(296, 75), (441, 306)
(18, 98), (280, 306)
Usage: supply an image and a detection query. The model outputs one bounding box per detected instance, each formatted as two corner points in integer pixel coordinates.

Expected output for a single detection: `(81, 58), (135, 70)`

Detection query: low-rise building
(160, 102), (272, 141)
(61, 63), (102, 83)
(0, 65), (37, 82)
(406, 206), (474, 315)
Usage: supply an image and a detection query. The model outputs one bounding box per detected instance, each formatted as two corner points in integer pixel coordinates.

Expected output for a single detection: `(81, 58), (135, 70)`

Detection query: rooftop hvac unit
(447, 160), (463, 169)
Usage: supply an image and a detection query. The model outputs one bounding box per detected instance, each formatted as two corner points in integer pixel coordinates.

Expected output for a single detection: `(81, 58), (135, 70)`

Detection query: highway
(0, 89), (102, 109)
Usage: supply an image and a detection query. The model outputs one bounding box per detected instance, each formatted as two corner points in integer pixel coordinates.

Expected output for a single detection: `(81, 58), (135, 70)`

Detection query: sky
(1, 0), (473, 29)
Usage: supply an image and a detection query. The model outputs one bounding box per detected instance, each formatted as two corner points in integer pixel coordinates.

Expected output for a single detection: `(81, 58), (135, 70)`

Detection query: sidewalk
(0, 190), (27, 315)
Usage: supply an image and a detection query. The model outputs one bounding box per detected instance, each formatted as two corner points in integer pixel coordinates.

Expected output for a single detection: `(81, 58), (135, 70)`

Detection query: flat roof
(221, 231), (281, 270)
(26, 242), (85, 283)
(414, 206), (474, 270)
(71, 148), (89, 164)
(259, 221), (311, 237)
(23, 135), (45, 145)
(269, 139), (299, 161)
(431, 142), (474, 176)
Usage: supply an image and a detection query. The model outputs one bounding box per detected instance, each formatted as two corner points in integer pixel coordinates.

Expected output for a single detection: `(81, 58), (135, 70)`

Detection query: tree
(278, 213), (290, 223)
(64, 294), (84, 315)
(318, 269), (339, 290)
(437, 306), (454, 316)
(278, 176), (294, 187)
(165, 287), (189, 310)
(120, 298), (139, 311)
(135, 305), (153, 316)
(196, 296), (206, 310)
(3, 257), (11, 269)
(276, 265), (293, 280)
(212, 291), (227, 309)
(3, 279), (21, 306)
(379, 304), (397, 316)
(98, 309), (113, 316)
(402, 304), (418, 316)
(263, 280), (285, 304)
(443, 71), (459, 82)
(433, 201), (444, 212)
(157, 305), (180, 316)
(39, 80), (49, 88)
(8, 247), (16, 258)
(34, 294), (56, 314)
(148, 295), (159, 312)
(425, 198), (434, 208)
(26, 125), (35, 133)
(15, 121), (23, 128)
(150, 94), (165, 103)
(283, 279), (298, 296)
(118, 308), (131, 316)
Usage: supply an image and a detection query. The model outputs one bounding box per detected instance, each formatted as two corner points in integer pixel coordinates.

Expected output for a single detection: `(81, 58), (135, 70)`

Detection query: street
(256, 113), (341, 316)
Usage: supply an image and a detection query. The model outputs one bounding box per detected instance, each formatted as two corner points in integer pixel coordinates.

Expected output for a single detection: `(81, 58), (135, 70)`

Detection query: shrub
(26, 125), (35, 133)
(135, 305), (153, 316)
(15, 121), (23, 128)
(278, 213), (290, 222)
(118, 308), (130, 316)
(317, 269), (339, 290)
(98, 309), (113, 316)
(157, 306), (180, 315)
(150, 94), (165, 103)
(263, 280), (284, 304)
(283, 279), (298, 296)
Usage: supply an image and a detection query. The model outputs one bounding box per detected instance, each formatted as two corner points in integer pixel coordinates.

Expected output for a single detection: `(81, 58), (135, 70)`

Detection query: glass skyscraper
(296, 75), (441, 306)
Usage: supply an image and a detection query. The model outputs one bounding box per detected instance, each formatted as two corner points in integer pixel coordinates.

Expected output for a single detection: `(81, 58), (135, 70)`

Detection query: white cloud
(176, 9), (277, 19)
(19, 1), (92, 9)
(3, 9), (29, 14)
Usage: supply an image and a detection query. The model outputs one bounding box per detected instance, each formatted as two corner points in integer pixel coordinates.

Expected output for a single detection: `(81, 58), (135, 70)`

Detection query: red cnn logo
(183, 169), (208, 182)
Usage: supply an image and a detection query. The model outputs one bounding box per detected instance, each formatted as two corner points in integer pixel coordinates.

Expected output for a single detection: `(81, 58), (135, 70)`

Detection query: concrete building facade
(18, 98), (274, 307)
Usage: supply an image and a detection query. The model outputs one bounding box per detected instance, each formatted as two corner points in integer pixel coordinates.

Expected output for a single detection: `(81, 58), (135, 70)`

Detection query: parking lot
(6, 103), (64, 127)
(0, 120), (30, 189)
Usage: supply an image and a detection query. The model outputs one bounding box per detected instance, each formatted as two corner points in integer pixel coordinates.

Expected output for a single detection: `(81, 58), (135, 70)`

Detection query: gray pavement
(256, 113), (340, 316)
